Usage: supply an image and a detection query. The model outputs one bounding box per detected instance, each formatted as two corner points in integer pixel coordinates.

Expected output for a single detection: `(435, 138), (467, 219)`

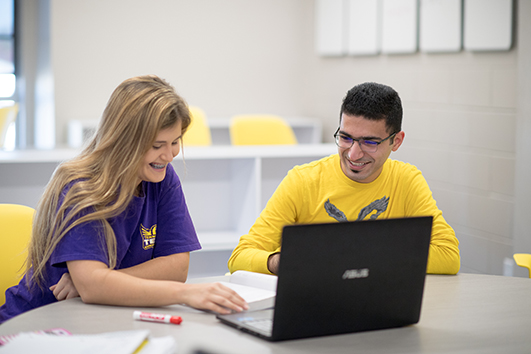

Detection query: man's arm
(228, 231), (282, 274)
(267, 253), (281, 275)
(228, 170), (301, 274)
(404, 167), (460, 274)
(425, 213), (460, 274)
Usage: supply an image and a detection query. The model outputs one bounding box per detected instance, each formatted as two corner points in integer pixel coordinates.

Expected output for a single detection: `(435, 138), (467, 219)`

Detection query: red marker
(133, 311), (182, 325)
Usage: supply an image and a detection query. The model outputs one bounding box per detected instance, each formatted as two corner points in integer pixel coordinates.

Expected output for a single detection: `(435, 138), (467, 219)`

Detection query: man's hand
(267, 253), (281, 274)
(49, 273), (80, 301)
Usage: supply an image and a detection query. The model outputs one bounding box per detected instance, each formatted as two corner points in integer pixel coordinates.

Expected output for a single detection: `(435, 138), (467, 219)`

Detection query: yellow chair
(513, 253), (531, 278)
(0, 204), (35, 306)
(183, 106), (212, 146)
(0, 104), (19, 149)
(230, 114), (298, 146)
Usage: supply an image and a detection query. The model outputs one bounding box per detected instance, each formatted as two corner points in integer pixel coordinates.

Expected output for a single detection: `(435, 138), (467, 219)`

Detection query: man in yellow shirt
(228, 82), (460, 275)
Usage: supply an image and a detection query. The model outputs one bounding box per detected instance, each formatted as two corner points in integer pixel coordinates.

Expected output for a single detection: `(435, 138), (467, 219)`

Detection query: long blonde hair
(27, 75), (191, 288)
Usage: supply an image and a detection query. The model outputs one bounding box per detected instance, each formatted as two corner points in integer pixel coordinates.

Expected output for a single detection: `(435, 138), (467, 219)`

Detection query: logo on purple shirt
(140, 224), (157, 249)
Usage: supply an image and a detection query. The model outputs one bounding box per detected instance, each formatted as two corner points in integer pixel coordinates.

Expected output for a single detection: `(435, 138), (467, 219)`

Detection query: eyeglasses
(333, 128), (397, 153)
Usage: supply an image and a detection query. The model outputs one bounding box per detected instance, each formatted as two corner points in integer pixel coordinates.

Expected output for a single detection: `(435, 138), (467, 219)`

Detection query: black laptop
(217, 216), (433, 341)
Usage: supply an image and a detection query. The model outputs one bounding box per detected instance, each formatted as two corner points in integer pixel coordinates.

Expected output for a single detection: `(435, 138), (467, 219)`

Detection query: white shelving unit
(0, 144), (337, 276)
(176, 144), (336, 251)
(68, 117), (323, 147)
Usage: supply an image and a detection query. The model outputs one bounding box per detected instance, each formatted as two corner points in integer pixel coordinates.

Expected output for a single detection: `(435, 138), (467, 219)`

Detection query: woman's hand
(181, 283), (249, 314)
(49, 273), (80, 301)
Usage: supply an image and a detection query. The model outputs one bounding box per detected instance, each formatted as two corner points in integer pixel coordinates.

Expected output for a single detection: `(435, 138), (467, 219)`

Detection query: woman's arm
(117, 253), (190, 282)
(67, 259), (248, 314)
(51, 253), (190, 300)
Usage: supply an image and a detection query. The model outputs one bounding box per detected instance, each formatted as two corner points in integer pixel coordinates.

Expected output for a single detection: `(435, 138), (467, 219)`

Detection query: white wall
(48, 0), (529, 276)
(50, 0), (309, 142)
(300, 28), (519, 275)
(513, 0), (531, 278)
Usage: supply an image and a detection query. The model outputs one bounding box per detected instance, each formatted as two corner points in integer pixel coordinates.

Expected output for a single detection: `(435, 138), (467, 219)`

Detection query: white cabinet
(0, 144), (337, 276)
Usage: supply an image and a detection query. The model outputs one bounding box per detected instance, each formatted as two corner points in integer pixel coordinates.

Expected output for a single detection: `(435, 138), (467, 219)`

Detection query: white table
(1, 273), (530, 353)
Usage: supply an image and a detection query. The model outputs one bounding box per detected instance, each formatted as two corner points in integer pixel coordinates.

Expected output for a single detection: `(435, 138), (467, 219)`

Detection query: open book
(218, 271), (277, 311)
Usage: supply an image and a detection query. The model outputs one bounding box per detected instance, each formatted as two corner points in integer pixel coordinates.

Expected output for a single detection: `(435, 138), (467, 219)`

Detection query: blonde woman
(0, 75), (247, 324)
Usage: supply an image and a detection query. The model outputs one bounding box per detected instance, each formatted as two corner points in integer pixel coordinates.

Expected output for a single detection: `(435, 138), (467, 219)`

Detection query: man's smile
(346, 157), (370, 170)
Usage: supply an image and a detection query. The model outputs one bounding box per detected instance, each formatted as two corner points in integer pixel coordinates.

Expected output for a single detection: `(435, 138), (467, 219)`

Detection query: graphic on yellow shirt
(358, 196), (389, 220)
(325, 196), (389, 222)
(325, 199), (348, 221)
(140, 224), (156, 250)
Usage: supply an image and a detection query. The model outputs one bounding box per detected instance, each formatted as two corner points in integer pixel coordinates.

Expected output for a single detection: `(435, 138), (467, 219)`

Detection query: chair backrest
(183, 106), (212, 146)
(0, 104), (19, 149)
(230, 115), (298, 146)
(0, 204), (35, 306)
(513, 253), (531, 278)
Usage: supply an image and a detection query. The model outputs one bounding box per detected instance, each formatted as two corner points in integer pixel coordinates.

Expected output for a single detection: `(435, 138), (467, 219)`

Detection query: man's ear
(391, 131), (405, 152)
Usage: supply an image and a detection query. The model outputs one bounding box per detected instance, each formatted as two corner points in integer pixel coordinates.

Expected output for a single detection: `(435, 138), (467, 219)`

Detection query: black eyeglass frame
(333, 127), (398, 153)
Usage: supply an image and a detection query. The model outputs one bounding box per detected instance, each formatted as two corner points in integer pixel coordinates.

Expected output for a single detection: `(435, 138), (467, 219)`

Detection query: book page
(229, 270), (278, 292)
(218, 281), (275, 304)
(217, 271), (277, 304)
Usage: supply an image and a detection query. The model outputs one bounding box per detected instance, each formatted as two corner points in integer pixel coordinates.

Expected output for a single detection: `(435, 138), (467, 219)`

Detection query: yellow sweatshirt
(228, 154), (460, 275)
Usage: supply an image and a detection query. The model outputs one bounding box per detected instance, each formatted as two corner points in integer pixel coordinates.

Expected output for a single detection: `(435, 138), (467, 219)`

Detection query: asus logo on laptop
(342, 268), (369, 279)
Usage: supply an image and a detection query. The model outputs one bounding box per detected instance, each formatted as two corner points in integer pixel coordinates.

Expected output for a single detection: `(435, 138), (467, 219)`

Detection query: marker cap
(170, 316), (182, 325)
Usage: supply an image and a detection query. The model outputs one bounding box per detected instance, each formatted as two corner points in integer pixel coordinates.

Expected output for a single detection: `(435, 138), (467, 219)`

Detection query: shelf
(0, 144), (336, 164)
(67, 116), (323, 148)
(197, 231), (241, 252)
(0, 148), (80, 163)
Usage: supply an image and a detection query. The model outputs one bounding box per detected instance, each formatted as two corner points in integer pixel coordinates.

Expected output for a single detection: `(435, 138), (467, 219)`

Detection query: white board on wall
(315, 0), (346, 56)
(381, 0), (418, 54)
(463, 0), (513, 51)
(419, 0), (462, 53)
(347, 0), (381, 56)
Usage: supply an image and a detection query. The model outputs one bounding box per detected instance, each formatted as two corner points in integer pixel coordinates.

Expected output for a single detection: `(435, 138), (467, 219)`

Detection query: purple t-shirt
(0, 163), (200, 324)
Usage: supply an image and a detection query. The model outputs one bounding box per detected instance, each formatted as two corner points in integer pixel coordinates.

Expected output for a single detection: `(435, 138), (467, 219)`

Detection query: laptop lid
(219, 216), (432, 341)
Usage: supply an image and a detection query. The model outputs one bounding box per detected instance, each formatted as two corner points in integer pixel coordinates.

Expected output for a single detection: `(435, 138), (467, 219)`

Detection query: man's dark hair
(340, 82), (402, 134)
